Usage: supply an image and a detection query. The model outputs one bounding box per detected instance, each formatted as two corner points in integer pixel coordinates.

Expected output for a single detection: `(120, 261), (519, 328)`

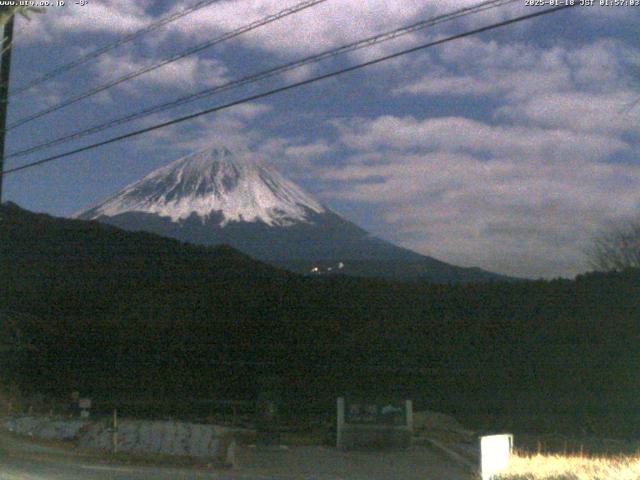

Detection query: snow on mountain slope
(77, 146), (325, 227)
(74, 145), (513, 282)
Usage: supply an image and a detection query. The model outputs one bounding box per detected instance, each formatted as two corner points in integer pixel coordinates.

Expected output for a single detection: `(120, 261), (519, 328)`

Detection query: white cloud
(92, 52), (228, 93)
(226, 102), (272, 120)
(128, 101), (271, 157)
(394, 70), (500, 97)
(284, 140), (332, 158)
(335, 115), (629, 162)
(176, 0), (431, 58)
(279, 63), (319, 84)
(496, 91), (640, 135)
(393, 38), (640, 102)
(22, 0), (526, 58)
(320, 33), (640, 278)
(169, 0), (558, 63)
(20, 0), (154, 43)
(318, 148), (640, 278)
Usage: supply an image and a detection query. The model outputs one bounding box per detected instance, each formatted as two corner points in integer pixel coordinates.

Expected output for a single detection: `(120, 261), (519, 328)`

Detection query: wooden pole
(0, 14), (14, 203)
(112, 408), (118, 454)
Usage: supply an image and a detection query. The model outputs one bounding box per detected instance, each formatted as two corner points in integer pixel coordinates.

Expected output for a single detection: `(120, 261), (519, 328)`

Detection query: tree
(587, 220), (640, 271)
(0, 5), (44, 55)
(0, 5), (43, 26)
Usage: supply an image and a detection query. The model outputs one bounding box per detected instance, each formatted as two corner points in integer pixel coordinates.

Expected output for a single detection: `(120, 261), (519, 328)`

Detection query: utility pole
(0, 13), (14, 204)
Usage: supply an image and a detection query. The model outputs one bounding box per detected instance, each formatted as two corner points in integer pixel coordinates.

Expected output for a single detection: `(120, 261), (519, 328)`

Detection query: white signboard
(480, 434), (513, 480)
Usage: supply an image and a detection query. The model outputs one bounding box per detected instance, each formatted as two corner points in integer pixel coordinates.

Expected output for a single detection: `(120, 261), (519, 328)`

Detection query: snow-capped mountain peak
(73, 145), (509, 282)
(77, 146), (325, 227)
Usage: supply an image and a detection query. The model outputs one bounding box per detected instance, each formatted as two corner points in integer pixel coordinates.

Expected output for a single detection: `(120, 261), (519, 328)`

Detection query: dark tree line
(2, 203), (640, 436)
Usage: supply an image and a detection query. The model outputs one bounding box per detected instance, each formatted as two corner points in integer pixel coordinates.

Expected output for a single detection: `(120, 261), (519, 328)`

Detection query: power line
(6, 0), (328, 131)
(2, 5), (576, 176)
(12, 0), (228, 97)
(6, 0), (518, 161)
(620, 95), (640, 114)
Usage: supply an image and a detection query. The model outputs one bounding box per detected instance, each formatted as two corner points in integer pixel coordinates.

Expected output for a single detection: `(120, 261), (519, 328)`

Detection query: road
(0, 433), (255, 480)
(0, 431), (475, 479)
(0, 457), (247, 480)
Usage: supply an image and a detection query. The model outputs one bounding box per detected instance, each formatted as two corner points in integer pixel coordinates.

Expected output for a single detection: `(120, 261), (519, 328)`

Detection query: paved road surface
(0, 433), (254, 480)
(0, 431), (475, 479)
(0, 457), (250, 480)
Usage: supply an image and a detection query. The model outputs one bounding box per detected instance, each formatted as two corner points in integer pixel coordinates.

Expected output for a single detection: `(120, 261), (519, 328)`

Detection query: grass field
(496, 452), (640, 479)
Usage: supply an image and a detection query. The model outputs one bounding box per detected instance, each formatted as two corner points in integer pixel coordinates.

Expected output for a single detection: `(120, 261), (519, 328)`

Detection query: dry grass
(495, 451), (640, 480)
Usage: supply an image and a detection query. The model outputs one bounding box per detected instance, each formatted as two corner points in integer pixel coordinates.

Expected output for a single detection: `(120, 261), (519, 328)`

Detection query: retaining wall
(3, 415), (252, 460)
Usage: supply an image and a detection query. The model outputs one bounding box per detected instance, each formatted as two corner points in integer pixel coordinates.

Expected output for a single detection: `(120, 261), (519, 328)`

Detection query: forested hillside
(2, 202), (639, 437)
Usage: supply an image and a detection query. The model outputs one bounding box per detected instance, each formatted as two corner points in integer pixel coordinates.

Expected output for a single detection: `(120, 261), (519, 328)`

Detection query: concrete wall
(3, 416), (88, 441)
(3, 415), (252, 460)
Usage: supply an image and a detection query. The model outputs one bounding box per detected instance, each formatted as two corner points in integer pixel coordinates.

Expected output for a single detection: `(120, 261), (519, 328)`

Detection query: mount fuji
(75, 146), (510, 282)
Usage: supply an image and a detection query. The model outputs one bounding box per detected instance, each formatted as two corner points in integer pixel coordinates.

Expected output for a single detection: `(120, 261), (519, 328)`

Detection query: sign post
(255, 376), (281, 446)
(336, 396), (413, 450)
(78, 398), (91, 418)
(112, 408), (118, 454)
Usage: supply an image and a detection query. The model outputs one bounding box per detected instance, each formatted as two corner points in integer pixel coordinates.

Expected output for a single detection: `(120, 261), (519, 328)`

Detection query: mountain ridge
(75, 145), (514, 283)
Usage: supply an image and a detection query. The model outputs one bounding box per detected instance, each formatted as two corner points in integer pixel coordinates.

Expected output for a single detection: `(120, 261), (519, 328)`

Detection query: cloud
(317, 148), (640, 278)
(22, 1), (529, 59)
(284, 140), (332, 158)
(226, 102), (272, 120)
(393, 38), (640, 102)
(167, 0), (565, 62)
(176, 0), (431, 58)
(334, 115), (629, 162)
(393, 69), (500, 97)
(19, 0), (155, 43)
(92, 52), (228, 93)
(320, 33), (640, 279)
(128, 101), (272, 157)
(496, 91), (640, 135)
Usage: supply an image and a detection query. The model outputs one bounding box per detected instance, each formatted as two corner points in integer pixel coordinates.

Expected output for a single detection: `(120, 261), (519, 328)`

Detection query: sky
(3, 0), (639, 279)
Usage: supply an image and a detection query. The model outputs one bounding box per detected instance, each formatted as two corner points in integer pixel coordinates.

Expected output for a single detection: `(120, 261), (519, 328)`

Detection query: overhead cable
(12, 0), (229, 96)
(6, 0), (517, 160)
(6, 0), (328, 130)
(2, 4), (576, 176)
